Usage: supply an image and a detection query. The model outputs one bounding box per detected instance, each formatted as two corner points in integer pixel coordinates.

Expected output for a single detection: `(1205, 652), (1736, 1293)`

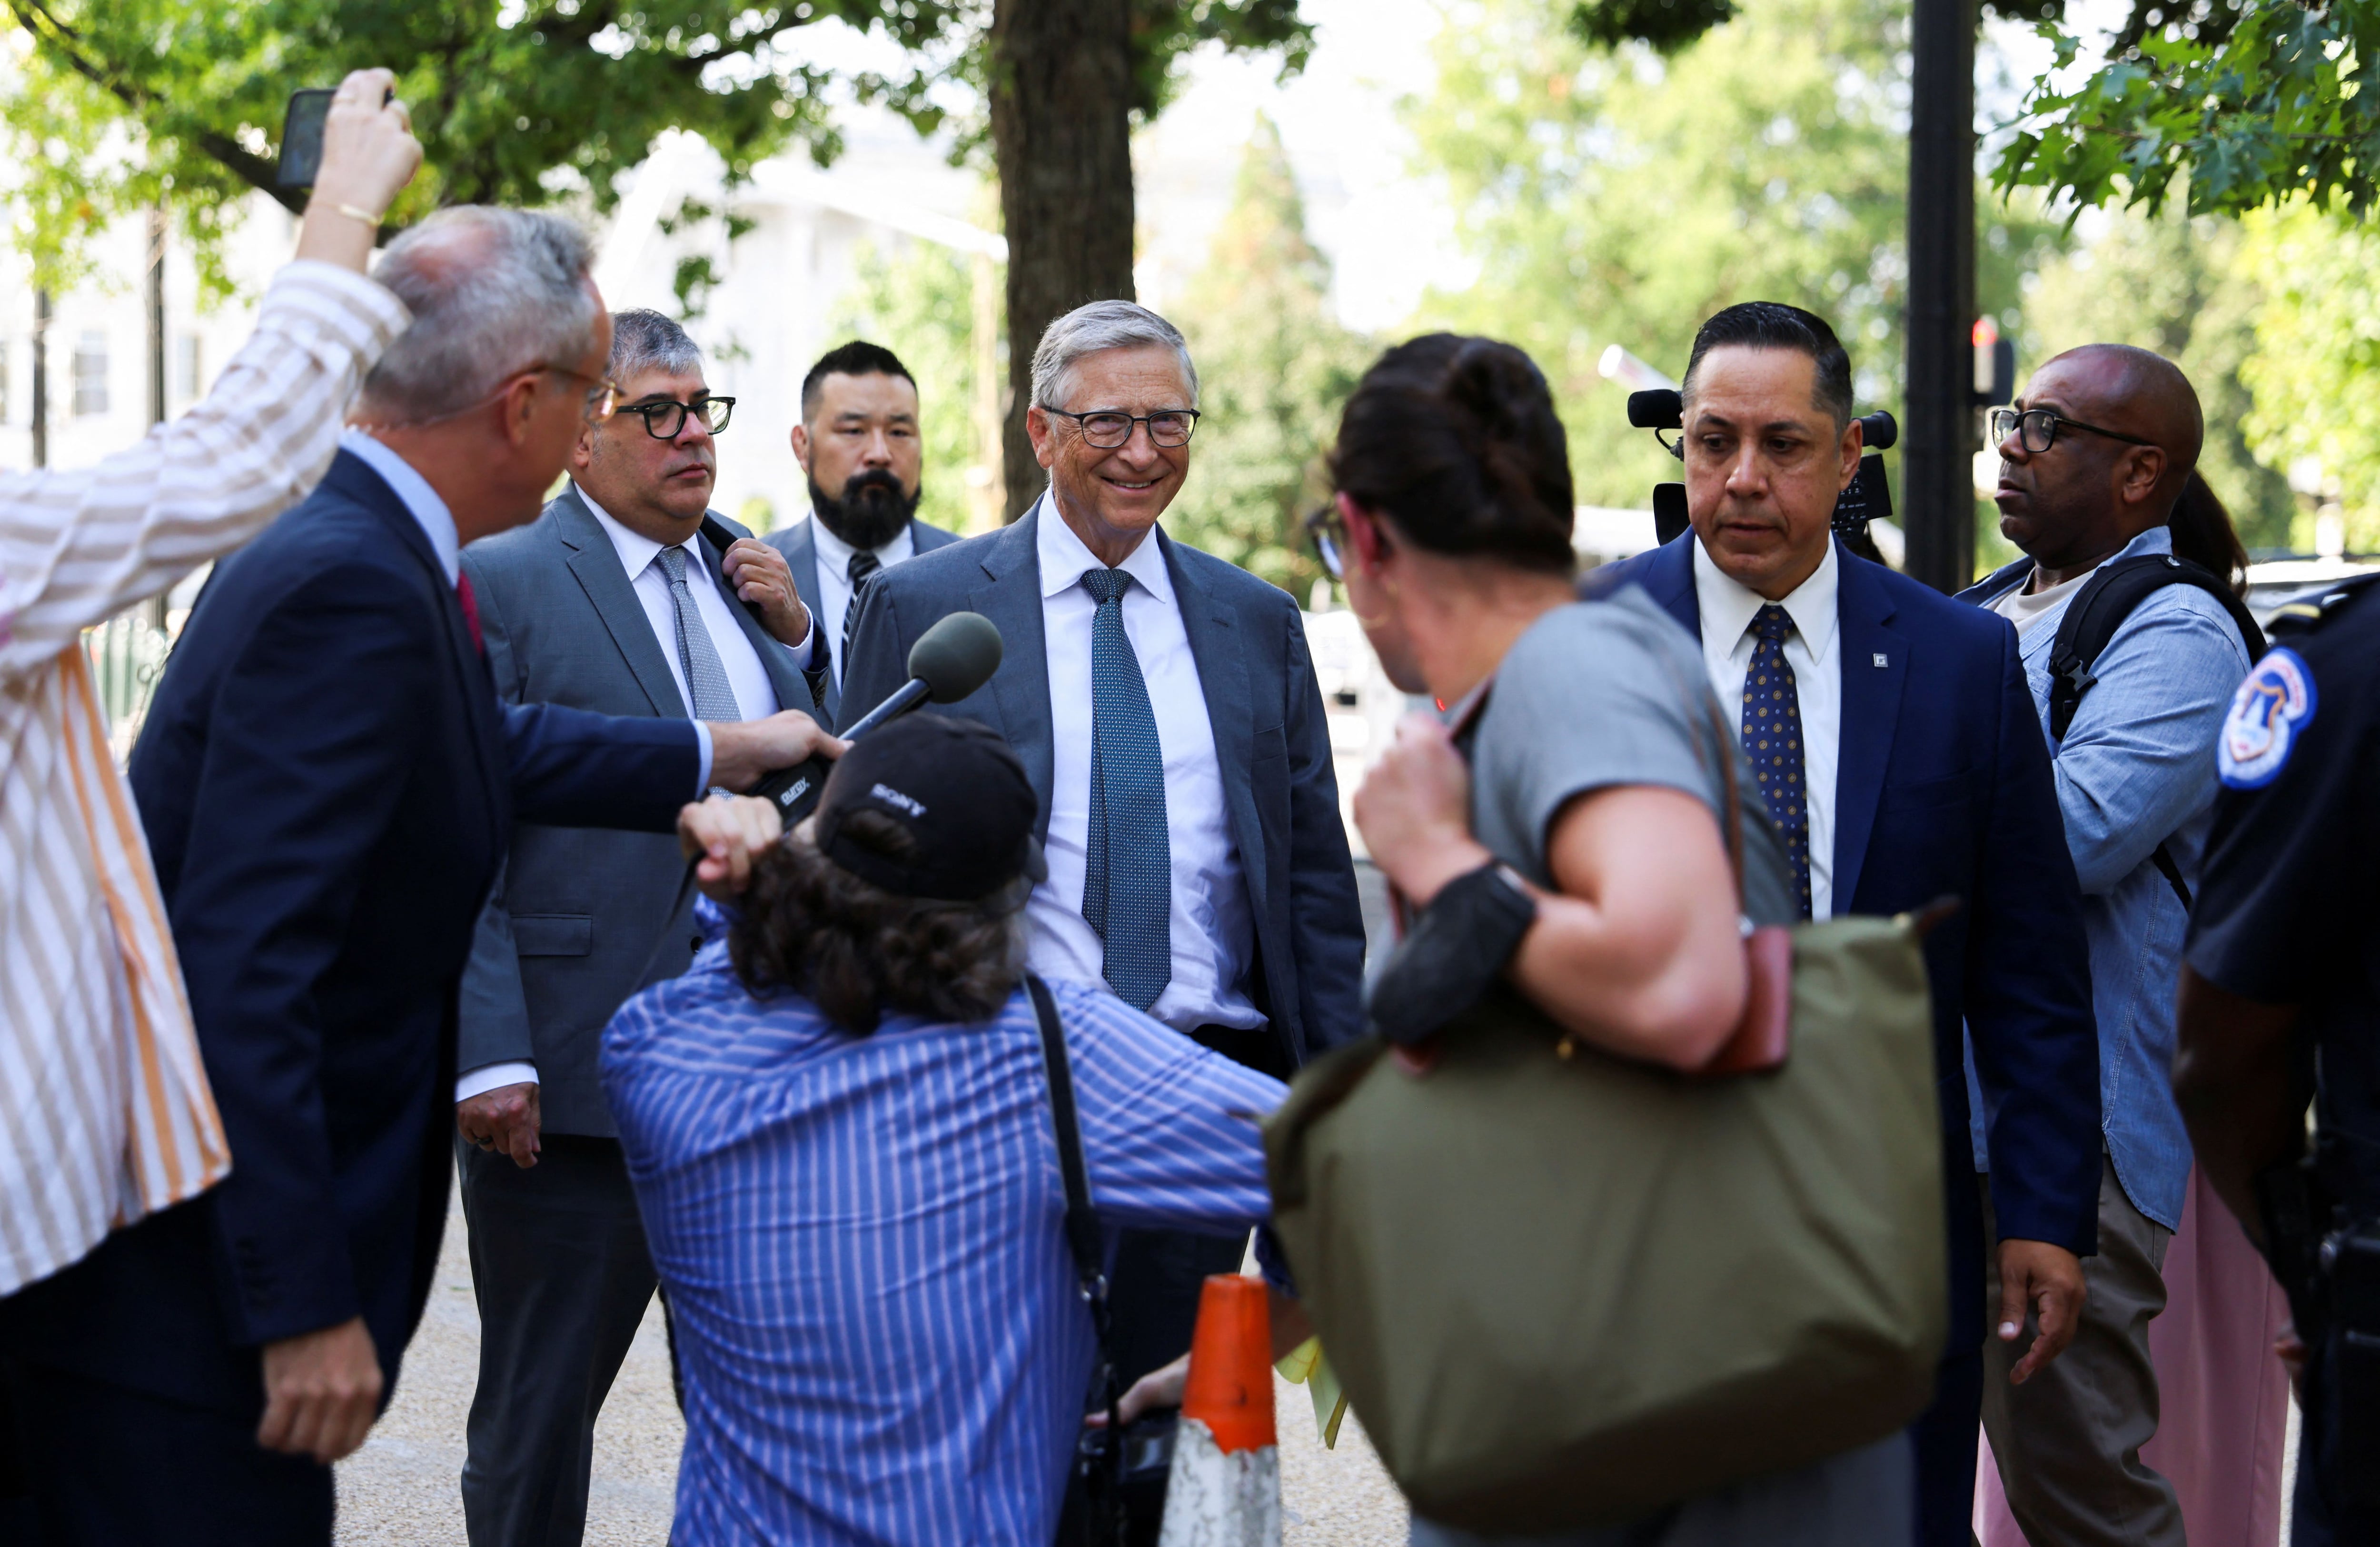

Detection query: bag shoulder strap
(2048, 553), (2267, 741)
(1027, 973), (1105, 1293)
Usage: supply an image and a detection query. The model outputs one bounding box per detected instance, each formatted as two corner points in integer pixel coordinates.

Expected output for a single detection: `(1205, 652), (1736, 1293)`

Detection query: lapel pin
(1873, 653), (1889, 668)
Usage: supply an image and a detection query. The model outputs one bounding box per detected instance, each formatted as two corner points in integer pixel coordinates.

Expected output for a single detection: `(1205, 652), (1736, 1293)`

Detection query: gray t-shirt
(1468, 587), (1798, 928)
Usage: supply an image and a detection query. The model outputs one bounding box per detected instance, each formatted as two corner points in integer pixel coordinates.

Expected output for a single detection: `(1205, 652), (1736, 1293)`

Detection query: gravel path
(335, 1193), (1410, 1545)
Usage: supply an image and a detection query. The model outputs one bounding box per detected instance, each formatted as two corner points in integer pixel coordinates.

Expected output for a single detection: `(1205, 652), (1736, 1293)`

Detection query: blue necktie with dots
(1079, 568), (1172, 1011)
(1744, 604), (1813, 920)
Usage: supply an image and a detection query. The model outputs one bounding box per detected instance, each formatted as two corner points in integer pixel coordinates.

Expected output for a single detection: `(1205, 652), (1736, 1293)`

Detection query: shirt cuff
(692, 719), (714, 794)
(456, 1061), (538, 1103)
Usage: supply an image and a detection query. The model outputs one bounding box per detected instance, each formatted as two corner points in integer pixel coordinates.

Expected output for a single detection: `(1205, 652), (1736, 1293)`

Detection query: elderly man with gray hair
(2, 209), (836, 1545)
(840, 298), (1366, 1407)
(450, 306), (826, 1547)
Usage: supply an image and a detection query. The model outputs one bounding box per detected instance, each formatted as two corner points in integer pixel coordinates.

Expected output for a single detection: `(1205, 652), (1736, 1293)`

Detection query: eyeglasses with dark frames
(1042, 406), (1200, 449)
(1987, 406), (2157, 456)
(616, 395), (736, 439)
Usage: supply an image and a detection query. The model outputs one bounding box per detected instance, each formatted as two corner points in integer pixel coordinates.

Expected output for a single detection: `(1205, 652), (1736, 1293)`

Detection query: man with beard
(766, 341), (960, 723)
(448, 309), (831, 1547)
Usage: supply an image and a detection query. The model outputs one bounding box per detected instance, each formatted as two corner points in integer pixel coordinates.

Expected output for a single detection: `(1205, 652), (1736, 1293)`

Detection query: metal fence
(82, 607), (173, 763)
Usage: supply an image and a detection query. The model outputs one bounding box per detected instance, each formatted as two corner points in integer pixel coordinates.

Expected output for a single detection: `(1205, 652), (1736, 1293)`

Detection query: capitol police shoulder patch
(2219, 647), (2318, 789)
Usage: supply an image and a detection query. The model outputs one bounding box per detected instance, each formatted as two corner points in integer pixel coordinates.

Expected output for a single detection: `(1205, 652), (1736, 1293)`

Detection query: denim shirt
(1964, 526), (2253, 1229)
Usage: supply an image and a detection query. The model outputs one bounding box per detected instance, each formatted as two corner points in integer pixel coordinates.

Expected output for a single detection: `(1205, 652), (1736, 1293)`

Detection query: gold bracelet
(327, 202), (383, 228)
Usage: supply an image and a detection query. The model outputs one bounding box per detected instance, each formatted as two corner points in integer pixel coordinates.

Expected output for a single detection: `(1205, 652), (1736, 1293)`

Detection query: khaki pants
(1981, 1157), (2184, 1547)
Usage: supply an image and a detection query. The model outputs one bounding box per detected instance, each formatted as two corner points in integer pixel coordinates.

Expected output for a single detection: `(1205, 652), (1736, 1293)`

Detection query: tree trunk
(988, 0), (1137, 522)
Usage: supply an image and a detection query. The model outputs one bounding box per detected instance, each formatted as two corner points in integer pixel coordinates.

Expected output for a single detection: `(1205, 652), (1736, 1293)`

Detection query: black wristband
(1365, 862), (1537, 1046)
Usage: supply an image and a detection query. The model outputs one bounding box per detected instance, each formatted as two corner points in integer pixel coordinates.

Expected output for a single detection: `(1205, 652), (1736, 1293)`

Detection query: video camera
(1626, 389), (1896, 547)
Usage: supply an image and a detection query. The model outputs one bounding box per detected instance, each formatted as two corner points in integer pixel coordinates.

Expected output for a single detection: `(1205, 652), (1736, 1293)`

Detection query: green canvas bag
(1263, 683), (1946, 1535)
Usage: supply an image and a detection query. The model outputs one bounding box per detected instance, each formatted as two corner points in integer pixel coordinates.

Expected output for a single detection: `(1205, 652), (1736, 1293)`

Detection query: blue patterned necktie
(653, 545), (743, 723)
(1743, 603), (1813, 920)
(1078, 568), (1171, 1011)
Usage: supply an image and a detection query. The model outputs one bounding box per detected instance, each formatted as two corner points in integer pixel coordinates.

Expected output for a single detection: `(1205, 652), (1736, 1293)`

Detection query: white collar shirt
(578, 485), (781, 724)
(1029, 494), (1262, 1035)
(1690, 534), (1843, 920)
(808, 514), (916, 689)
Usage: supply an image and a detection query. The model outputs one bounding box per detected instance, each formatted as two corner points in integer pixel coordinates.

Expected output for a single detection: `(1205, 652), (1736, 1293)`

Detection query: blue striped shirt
(600, 908), (1287, 1546)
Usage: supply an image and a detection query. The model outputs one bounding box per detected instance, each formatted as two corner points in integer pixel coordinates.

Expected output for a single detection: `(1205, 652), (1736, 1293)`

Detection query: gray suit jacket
(456, 487), (821, 1137)
(766, 512), (961, 723)
(839, 501), (1367, 1068)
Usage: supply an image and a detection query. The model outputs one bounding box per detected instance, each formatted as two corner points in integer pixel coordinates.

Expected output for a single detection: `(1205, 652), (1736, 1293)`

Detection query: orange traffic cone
(1158, 1274), (1281, 1547)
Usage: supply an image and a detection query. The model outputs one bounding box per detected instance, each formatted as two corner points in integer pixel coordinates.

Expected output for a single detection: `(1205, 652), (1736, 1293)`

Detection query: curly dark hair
(727, 810), (1029, 1033)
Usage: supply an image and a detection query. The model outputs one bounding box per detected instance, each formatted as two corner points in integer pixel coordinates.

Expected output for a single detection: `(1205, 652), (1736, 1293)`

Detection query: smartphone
(276, 88), (336, 192)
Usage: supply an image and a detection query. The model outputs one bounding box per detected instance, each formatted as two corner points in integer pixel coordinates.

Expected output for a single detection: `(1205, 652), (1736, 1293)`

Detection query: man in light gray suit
(451, 310), (830, 1547)
(841, 300), (1366, 1401)
(764, 340), (960, 722)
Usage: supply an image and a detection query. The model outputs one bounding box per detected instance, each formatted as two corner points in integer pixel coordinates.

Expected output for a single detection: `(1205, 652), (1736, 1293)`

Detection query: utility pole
(30, 289), (49, 469)
(1904, 0), (1978, 593)
(147, 204), (169, 629)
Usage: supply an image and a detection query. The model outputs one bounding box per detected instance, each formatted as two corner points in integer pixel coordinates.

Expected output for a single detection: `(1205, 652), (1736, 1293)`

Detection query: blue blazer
(1594, 534), (2101, 1352)
(838, 504), (1368, 1068)
(766, 513), (961, 724)
(14, 451), (699, 1417)
(456, 487), (822, 1138)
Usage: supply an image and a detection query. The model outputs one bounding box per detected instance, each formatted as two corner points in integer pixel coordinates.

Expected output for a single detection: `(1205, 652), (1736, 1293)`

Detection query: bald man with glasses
(449, 309), (830, 1547)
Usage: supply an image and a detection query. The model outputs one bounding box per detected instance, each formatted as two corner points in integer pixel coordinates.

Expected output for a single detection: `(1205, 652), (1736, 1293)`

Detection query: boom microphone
(753, 610), (1004, 821)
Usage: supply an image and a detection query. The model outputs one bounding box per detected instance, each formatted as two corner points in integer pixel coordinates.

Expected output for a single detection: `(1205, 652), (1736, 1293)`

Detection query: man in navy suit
(1592, 303), (2101, 1547)
(2, 208), (835, 1546)
(841, 299), (1365, 1398)
(765, 340), (961, 723)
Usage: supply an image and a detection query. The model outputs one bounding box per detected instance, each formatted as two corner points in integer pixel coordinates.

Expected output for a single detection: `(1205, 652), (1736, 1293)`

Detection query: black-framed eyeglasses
(1987, 406), (2157, 456)
(617, 395), (735, 439)
(1042, 406), (1200, 449)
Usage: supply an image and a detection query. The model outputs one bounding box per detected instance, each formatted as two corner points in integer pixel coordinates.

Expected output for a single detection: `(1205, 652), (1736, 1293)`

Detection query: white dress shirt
(1691, 535), (1843, 920)
(455, 486), (783, 1102)
(808, 514), (916, 690)
(578, 486), (789, 724)
(1028, 496), (1264, 1034)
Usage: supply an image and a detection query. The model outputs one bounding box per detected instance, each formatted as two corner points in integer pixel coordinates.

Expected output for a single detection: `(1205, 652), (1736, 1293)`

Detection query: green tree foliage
(1403, 0), (2064, 512)
(826, 238), (1002, 539)
(0, 0), (1312, 298)
(1166, 112), (1368, 596)
(1996, 0), (2380, 218)
(2019, 203), (2299, 551)
(2234, 203), (2380, 545)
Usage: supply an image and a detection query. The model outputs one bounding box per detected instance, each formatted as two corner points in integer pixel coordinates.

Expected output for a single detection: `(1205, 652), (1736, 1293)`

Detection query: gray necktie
(653, 545), (742, 722)
(1079, 567), (1171, 1012)
(840, 549), (881, 687)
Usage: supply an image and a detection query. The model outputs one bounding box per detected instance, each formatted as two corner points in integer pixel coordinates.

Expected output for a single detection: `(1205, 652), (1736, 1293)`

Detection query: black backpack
(1977, 551), (2267, 908)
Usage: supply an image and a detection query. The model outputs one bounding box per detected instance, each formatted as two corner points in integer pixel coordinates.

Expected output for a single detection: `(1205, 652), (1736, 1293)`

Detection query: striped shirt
(602, 905), (1286, 1546)
(0, 261), (410, 1297)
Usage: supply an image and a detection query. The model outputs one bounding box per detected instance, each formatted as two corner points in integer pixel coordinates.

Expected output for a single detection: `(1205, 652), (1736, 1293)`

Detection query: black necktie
(840, 549), (881, 685)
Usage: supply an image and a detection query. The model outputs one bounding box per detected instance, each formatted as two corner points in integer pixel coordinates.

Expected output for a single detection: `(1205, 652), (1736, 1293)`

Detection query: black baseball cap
(813, 715), (1048, 902)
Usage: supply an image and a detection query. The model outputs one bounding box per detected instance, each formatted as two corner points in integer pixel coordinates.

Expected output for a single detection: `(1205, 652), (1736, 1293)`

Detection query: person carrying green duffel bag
(1281, 333), (1943, 1545)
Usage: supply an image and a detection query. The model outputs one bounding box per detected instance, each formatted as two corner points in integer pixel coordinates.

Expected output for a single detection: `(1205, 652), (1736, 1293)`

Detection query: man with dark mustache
(766, 341), (961, 723)
(448, 309), (831, 1547)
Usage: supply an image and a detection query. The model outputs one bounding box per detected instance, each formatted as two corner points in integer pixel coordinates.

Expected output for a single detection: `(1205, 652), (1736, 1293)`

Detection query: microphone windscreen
(1626, 389), (1682, 429)
(908, 611), (1004, 704)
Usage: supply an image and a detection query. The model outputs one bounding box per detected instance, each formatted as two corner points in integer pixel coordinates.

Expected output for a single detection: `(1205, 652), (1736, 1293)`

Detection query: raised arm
(0, 71), (419, 683)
